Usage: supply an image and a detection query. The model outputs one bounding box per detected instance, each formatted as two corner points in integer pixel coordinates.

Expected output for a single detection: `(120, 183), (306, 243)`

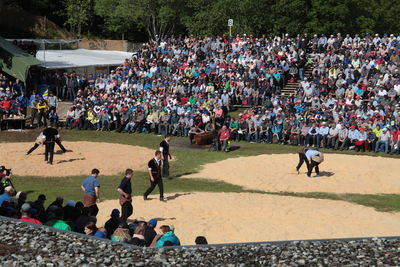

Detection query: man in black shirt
(117, 169), (133, 223)
(159, 135), (172, 178)
(144, 151), (164, 201)
(43, 126), (59, 164)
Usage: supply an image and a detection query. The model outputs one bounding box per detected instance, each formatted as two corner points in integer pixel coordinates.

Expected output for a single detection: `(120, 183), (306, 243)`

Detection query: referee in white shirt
(296, 148), (324, 177)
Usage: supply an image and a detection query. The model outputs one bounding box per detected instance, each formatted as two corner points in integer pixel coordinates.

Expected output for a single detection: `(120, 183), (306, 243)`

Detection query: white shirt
(305, 149), (320, 161)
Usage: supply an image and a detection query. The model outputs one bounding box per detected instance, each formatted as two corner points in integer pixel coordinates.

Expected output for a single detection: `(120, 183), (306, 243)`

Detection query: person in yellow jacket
(87, 109), (99, 130)
(36, 98), (48, 127)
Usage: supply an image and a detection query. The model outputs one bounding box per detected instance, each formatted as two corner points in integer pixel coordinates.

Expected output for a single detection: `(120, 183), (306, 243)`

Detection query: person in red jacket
(0, 97), (12, 118)
(219, 125), (230, 152)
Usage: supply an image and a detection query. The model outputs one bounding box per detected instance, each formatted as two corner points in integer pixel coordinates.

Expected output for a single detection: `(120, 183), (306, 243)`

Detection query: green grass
(11, 172), (250, 204)
(3, 130), (400, 213)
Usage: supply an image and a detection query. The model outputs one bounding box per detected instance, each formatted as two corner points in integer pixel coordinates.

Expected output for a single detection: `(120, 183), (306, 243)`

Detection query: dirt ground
(97, 192), (400, 245)
(0, 141), (154, 176)
(184, 153), (400, 194)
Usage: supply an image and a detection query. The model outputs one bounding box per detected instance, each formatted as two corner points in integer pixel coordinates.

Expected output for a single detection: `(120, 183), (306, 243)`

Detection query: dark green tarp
(0, 37), (42, 82)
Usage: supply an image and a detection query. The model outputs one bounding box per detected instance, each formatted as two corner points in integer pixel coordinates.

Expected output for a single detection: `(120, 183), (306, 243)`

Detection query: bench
(0, 118), (26, 130)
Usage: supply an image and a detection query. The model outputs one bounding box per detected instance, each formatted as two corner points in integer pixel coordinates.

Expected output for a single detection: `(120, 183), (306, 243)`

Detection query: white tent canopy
(36, 49), (133, 69)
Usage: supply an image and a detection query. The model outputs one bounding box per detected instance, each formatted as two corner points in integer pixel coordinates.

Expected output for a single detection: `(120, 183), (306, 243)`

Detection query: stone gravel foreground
(1, 218), (400, 266)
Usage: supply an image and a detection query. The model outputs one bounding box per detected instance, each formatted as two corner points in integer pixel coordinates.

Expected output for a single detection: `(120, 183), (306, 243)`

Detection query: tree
(95, 0), (135, 40)
(130, 0), (187, 40)
(183, 0), (274, 37)
(271, 0), (308, 35)
(65, 0), (94, 37)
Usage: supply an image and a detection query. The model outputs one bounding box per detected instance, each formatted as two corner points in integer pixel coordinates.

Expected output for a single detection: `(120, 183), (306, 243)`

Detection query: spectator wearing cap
(19, 203), (42, 225)
(0, 186), (15, 207)
(105, 209), (121, 238)
(375, 128), (391, 153)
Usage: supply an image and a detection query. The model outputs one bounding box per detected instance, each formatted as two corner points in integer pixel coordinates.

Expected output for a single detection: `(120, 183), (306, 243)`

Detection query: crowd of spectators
(0, 166), (209, 247)
(0, 73), (28, 120)
(61, 33), (400, 153)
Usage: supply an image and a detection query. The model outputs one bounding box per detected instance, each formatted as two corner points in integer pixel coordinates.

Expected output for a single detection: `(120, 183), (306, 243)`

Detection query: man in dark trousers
(144, 151), (164, 201)
(42, 125), (59, 164)
(117, 168), (134, 223)
(296, 148), (324, 178)
(27, 131), (67, 155)
(159, 135), (172, 178)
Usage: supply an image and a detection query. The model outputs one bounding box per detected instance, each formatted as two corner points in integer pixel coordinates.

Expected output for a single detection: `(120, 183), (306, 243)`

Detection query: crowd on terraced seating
(45, 33), (400, 153)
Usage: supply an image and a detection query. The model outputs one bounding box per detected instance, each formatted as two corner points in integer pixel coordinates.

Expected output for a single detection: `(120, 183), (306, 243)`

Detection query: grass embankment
(2, 130), (400, 213)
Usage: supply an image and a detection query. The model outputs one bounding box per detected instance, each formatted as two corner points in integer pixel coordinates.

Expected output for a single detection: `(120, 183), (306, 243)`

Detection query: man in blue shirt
(0, 186), (15, 207)
(81, 168), (100, 216)
(296, 148), (324, 178)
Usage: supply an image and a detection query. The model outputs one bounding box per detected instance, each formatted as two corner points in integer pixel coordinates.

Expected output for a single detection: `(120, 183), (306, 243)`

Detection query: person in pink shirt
(219, 125), (230, 152)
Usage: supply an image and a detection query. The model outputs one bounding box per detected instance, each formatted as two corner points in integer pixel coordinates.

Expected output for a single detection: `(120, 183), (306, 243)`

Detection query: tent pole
(43, 40), (46, 67)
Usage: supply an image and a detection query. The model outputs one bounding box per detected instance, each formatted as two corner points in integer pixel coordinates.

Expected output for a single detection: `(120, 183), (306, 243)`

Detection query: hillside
(0, 5), (74, 39)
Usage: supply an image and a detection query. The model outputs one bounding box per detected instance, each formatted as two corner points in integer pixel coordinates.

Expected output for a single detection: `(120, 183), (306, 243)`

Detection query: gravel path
(1, 218), (400, 266)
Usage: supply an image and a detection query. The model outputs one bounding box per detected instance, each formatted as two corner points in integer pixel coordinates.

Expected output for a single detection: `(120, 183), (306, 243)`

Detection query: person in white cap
(375, 127), (390, 153)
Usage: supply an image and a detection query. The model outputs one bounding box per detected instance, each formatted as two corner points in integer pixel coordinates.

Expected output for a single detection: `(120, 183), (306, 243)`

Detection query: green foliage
(8, 0), (400, 40)
(64, 0), (95, 37)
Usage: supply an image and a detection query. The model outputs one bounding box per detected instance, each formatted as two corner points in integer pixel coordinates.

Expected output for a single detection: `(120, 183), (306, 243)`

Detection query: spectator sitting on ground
(84, 221), (106, 238)
(151, 225), (181, 247)
(195, 236), (208, 245)
(111, 222), (132, 243)
(131, 225), (147, 247)
(144, 219), (158, 247)
(19, 203), (42, 225)
(0, 186), (15, 207)
(104, 209), (121, 239)
(45, 208), (72, 231)
(74, 207), (96, 234)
